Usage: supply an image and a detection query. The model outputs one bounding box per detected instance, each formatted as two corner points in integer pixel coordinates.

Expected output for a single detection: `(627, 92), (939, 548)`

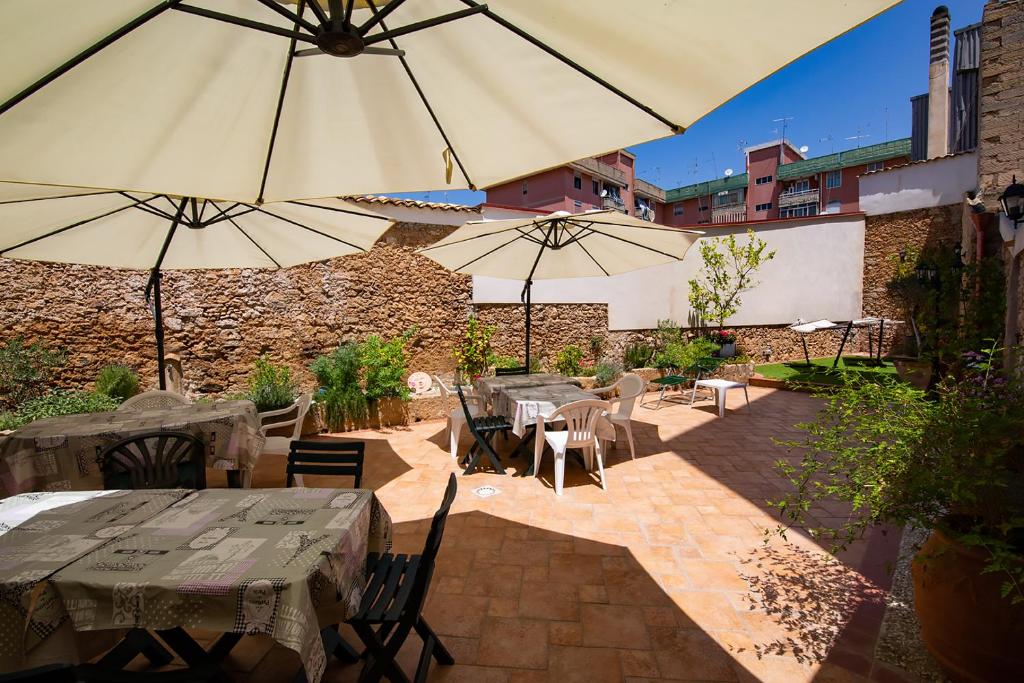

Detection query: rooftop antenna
(773, 116), (794, 163)
(707, 151), (719, 178)
(845, 123), (871, 149)
(819, 133), (836, 154)
(883, 106), (890, 142)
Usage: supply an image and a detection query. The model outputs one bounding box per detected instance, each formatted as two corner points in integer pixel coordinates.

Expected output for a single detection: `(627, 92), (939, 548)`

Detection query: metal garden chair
(97, 430), (206, 490)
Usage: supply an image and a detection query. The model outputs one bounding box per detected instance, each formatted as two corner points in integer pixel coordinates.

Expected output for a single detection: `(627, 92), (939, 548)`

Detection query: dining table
(495, 383), (614, 476)
(0, 400), (265, 496)
(474, 373), (581, 408)
(0, 487), (392, 683)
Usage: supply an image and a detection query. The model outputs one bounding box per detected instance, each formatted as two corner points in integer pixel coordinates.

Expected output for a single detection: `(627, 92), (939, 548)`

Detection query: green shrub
(654, 338), (719, 371)
(529, 355), (543, 374)
(0, 411), (19, 431)
(245, 356), (296, 412)
(594, 362), (621, 386)
(623, 344), (654, 370)
(310, 343), (367, 432)
(454, 316), (495, 380)
(576, 363), (597, 377)
(0, 337), (66, 411)
(489, 354), (522, 370)
(14, 390), (118, 427)
(360, 330), (414, 401)
(94, 364), (140, 403)
(554, 344), (584, 376)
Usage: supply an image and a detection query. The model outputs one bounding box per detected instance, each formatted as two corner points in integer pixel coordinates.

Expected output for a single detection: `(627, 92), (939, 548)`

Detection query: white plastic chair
(434, 375), (484, 458)
(534, 399), (611, 495)
(258, 393), (313, 455)
(592, 373), (645, 459)
(117, 390), (190, 412)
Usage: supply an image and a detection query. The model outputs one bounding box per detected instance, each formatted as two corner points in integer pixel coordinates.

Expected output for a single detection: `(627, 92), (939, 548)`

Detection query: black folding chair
(98, 430), (206, 490)
(347, 474), (457, 683)
(455, 385), (511, 475)
(495, 367), (528, 376)
(286, 440), (365, 488)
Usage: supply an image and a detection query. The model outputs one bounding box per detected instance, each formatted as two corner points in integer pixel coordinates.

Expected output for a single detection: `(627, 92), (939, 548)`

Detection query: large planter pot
(717, 342), (736, 358)
(912, 527), (1024, 682)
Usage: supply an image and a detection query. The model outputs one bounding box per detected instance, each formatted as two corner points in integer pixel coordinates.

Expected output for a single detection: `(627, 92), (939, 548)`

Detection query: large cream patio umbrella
(0, 1), (898, 202)
(418, 210), (702, 372)
(0, 182), (393, 388)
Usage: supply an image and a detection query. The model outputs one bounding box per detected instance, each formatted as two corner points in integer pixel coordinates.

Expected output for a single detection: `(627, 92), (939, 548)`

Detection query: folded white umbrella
(0, 1), (898, 202)
(0, 182), (393, 386)
(419, 210), (702, 371)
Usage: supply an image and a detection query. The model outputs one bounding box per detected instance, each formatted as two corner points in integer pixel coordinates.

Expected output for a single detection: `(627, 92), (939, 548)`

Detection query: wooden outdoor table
(0, 400), (265, 496)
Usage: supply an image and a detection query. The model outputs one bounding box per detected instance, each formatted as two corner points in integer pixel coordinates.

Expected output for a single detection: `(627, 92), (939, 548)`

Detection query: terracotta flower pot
(911, 528), (1024, 682)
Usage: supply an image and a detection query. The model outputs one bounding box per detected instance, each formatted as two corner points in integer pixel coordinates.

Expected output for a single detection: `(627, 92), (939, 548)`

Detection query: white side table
(691, 379), (751, 418)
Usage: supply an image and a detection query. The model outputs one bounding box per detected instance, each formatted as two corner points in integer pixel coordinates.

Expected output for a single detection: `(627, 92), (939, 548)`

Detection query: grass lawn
(755, 356), (901, 386)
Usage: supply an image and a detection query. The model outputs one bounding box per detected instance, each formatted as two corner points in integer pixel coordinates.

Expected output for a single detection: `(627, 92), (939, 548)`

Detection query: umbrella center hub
(316, 28), (365, 58)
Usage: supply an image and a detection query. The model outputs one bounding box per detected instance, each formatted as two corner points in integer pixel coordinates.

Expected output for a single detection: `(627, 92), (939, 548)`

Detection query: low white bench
(691, 379), (751, 418)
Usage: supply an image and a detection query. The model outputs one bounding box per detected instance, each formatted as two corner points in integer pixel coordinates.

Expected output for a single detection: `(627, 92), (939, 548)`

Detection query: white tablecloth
(499, 384), (615, 440)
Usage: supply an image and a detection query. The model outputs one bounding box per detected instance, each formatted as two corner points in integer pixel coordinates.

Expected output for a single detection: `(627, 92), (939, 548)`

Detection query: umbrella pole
(523, 279), (532, 374)
(152, 268), (166, 390)
(147, 196), (189, 391)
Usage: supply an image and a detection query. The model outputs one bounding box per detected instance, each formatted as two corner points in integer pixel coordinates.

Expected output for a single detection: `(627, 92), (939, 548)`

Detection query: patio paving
(224, 385), (914, 682)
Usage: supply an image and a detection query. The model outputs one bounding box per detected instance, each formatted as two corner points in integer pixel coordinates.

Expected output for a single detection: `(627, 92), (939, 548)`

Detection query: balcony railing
(570, 158), (626, 186)
(602, 196), (627, 213)
(778, 187), (820, 208)
(711, 207), (746, 224)
(634, 178), (666, 202)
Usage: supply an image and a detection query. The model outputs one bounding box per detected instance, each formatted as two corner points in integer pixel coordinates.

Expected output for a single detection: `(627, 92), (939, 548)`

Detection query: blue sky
(392, 0), (984, 206)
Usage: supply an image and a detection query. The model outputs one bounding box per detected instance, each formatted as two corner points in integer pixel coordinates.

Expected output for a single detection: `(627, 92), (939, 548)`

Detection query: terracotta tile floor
(219, 386), (915, 682)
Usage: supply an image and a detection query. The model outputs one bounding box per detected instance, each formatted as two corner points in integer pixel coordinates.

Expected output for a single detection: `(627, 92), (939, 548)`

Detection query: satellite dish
(600, 189), (608, 198)
(799, 146), (809, 153)
(724, 168), (734, 177)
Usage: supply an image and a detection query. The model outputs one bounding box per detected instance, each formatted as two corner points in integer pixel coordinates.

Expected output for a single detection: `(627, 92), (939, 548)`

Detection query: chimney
(927, 6), (951, 159)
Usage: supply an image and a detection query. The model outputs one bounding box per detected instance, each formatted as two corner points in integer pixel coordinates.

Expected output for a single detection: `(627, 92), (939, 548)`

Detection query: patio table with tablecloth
(474, 373), (581, 408)
(0, 487), (391, 683)
(0, 400), (265, 496)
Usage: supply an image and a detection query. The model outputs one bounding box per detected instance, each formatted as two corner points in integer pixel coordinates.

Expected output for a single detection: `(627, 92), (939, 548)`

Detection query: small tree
(688, 229), (776, 330)
(453, 315), (495, 380)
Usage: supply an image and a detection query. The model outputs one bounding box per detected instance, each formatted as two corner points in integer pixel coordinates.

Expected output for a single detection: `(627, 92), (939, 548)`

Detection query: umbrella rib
(418, 224), (544, 253)
(0, 1), (181, 117)
(364, 1), (475, 189)
(362, 6), (487, 46)
(256, 0), (305, 204)
(575, 226), (689, 261)
(0, 197), (149, 256)
(287, 200), (392, 221)
(252, 0), (320, 34)
(173, 4), (316, 44)
(358, 0), (409, 34)
(449, 232), (530, 273)
(255, 207), (369, 253)
(564, 217), (703, 234)
(306, 0), (329, 24)
(225, 215), (282, 268)
(563, 226), (610, 276)
(203, 202), (256, 228)
(151, 196), (190, 273)
(455, 0), (684, 135)
(0, 190), (119, 206)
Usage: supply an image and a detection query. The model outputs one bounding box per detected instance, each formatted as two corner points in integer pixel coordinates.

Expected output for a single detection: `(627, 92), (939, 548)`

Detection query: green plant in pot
(360, 330), (414, 427)
(245, 356), (297, 413)
(770, 342), (1023, 682)
(94, 364), (140, 403)
(310, 343), (367, 432)
(454, 315), (495, 382)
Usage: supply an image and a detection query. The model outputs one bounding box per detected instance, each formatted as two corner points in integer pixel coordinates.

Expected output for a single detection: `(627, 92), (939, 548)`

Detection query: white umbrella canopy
(0, 182), (393, 387)
(0, 0), (899, 203)
(418, 209), (702, 370)
(0, 184), (391, 269)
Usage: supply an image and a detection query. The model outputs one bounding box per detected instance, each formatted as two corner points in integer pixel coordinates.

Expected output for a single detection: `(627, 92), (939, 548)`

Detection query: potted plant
(310, 343), (367, 432)
(771, 342), (1024, 682)
(454, 315), (495, 383)
(360, 330), (415, 428)
(708, 329), (737, 357)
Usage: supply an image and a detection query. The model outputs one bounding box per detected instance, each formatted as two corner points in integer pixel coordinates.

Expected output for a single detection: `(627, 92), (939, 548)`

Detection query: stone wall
(861, 204), (964, 353)
(978, 1), (1024, 349)
(0, 201), (963, 400)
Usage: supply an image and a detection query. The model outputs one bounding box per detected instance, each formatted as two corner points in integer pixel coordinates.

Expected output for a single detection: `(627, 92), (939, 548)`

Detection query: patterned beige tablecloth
(51, 487), (392, 683)
(475, 373), (580, 407)
(497, 384), (614, 439)
(0, 489), (192, 672)
(0, 401), (265, 496)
